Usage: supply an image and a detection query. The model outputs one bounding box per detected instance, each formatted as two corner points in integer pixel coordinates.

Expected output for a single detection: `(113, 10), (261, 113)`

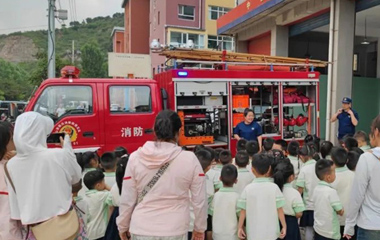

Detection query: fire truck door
(103, 83), (157, 153)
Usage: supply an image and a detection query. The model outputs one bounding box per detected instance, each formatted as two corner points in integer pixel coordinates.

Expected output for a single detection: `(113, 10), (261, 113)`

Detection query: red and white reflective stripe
(199, 173), (205, 177)
(0, 191), (9, 195)
(123, 176), (132, 180)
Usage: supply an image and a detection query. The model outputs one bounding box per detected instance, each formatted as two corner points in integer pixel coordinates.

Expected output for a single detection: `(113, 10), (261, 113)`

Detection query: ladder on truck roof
(158, 48), (328, 70)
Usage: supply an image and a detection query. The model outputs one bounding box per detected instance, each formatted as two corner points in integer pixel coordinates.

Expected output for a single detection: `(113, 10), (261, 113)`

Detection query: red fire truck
(24, 50), (325, 154)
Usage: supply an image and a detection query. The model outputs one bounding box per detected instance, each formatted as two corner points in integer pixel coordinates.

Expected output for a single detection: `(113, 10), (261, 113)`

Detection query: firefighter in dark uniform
(331, 97), (359, 140)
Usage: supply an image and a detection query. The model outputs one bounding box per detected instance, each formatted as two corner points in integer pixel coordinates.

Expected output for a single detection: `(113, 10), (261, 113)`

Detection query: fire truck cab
(25, 66), (162, 153)
(25, 53), (323, 154)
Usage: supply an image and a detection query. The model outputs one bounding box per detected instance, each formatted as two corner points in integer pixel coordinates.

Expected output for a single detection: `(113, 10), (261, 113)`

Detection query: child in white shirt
(273, 139), (288, 156)
(330, 147), (355, 239)
(287, 141), (301, 186)
(354, 131), (371, 152)
(206, 150), (223, 192)
(313, 159), (344, 240)
(83, 170), (113, 240)
(320, 141), (334, 160)
(100, 152), (117, 188)
(233, 151), (254, 195)
(245, 141), (259, 172)
(238, 153), (286, 240)
(210, 164), (240, 240)
(104, 155), (129, 240)
(296, 144), (319, 240)
(273, 160), (305, 240)
(191, 149), (214, 240)
(212, 150), (233, 191)
(78, 152), (100, 197)
(346, 151), (361, 171)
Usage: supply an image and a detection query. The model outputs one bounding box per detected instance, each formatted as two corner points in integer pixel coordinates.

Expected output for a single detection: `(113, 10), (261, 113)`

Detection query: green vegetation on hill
(0, 59), (33, 100)
(1, 12), (124, 58)
(0, 13), (124, 100)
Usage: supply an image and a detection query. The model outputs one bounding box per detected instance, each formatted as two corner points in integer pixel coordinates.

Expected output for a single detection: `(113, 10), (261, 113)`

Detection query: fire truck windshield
(33, 86), (93, 122)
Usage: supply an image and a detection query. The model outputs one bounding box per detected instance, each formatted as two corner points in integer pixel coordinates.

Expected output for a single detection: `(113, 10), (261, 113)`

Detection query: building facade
(111, 27), (125, 53)
(122, 0), (150, 54)
(150, 0), (236, 72)
(118, 0), (236, 73)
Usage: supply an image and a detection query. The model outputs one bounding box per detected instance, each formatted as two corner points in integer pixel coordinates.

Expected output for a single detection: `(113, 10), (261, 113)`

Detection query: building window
(170, 31), (205, 49)
(209, 6), (231, 20)
(208, 35), (234, 51)
(178, 5), (195, 20)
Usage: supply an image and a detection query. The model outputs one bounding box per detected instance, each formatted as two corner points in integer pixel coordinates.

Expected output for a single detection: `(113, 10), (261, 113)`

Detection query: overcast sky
(0, 0), (123, 34)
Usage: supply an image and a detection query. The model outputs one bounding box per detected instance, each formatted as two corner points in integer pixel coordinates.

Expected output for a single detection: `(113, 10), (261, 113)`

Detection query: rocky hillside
(0, 36), (39, 62)
(0, 12), (124, 64)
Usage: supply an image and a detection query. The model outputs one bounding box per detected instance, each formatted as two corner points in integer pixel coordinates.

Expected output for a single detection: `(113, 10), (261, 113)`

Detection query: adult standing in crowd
(117, 110), (207, 240)
(5, 112), (83, 239)
(234, 108), (263, 151)
(331, 97), (359, 141)
(0, 121), (23, 240)
(344, 115), (380, 239)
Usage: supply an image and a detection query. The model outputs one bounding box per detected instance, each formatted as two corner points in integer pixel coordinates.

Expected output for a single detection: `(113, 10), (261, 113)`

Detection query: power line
(68, 0), (73, 22)
(73, 0), (78, 22)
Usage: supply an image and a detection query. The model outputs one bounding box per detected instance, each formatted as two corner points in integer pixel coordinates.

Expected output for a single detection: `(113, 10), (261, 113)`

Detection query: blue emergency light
(178, 71), (188, 77)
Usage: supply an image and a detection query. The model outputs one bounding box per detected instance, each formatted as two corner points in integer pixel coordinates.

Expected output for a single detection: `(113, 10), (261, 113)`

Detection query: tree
(80, 42), (106, 78)
(28, 50), (70, 86)
(0, 59), (33, 100)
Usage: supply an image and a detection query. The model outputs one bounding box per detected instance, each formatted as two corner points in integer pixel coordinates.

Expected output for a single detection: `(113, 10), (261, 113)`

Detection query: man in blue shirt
(331, 97), (359, 140)
(233, 108), (263, 150)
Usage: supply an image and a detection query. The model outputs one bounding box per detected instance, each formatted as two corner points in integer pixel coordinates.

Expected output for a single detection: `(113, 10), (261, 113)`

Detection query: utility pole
(72, 40), (75, 64)
(47, 0), (56, 78)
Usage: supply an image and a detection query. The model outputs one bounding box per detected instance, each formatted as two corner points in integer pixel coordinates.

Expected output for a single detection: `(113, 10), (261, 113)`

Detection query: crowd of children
(72, 146), (129, 240)
(0, 119), (373, 240)
(190, 131), (369, 240)
(1, 131), (370, 240)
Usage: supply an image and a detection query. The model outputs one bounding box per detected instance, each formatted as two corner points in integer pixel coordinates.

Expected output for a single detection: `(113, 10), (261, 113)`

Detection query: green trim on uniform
(104, 172), (116, 177)
(208, 195), (213, 207)
(335, 166), (349, 173)
(237, 199), (246, 210)
(253, 177), (273, 183)
(276, 199), (286, 208)
(360, 145), (371, 152)
(296, 179), (305, 188)
(318, 181), (331, 187)
(302, 189), (309, 205)
(74, 196), (83, 202)
(304, 159), (316, 166)
(103, 202), (109, 225)
(84, 168), (97, 173)
(238, 168), (250, 173)
(214, 164), (223, 170)
(219, 187), (237, 193)
(215, 181), (222, 190)
(294, 205), (306, 213)
(85, 189), (98, 195)
(105, 194), (114, 206)
(288, 155), (298, 161)
(331, 202), (343, 211)
(332, 209), (341, 239)
(284, 183), (293, 188)
(209, 207), (214, 216)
